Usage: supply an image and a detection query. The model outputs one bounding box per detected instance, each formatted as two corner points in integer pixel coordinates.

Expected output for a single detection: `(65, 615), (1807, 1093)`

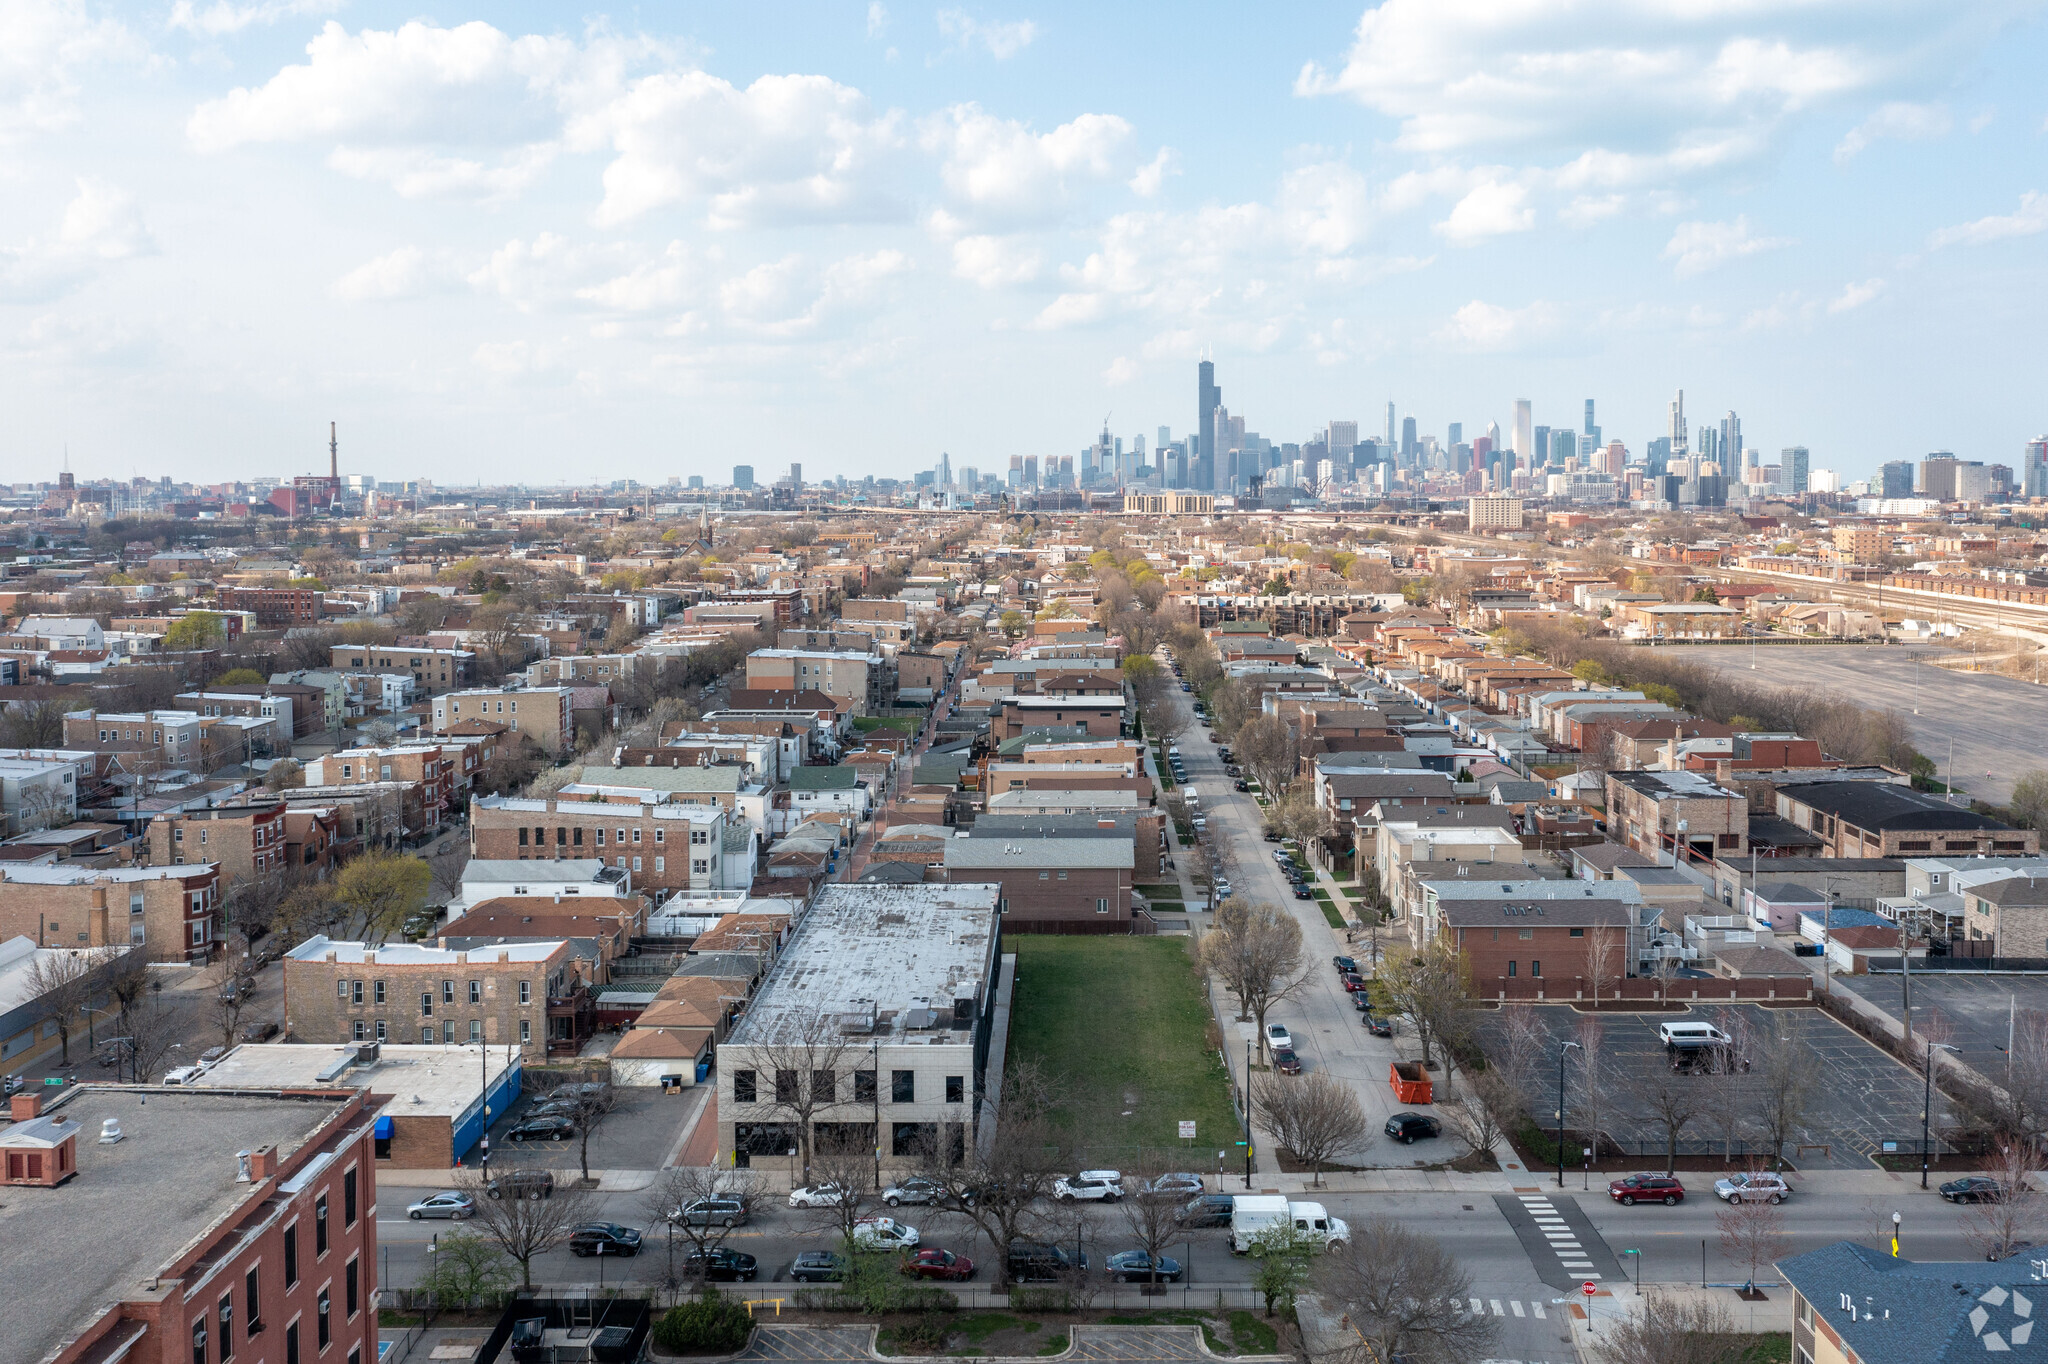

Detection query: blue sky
(3, 0), (2046, 488)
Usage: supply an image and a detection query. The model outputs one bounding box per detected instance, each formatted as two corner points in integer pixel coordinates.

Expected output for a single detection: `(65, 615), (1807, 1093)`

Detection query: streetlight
(1891, 1211), (1902, 1258)
(1922, 1040), (1959, 1189)
(1557, 1041), (1582, 1189)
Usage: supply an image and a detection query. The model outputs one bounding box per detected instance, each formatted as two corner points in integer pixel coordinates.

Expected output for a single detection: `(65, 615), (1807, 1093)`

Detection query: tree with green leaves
(1243, 1222), (1320, 1317)
(416, 1229), (512, 1310)
(332, 848), (433, 944)
(162, 611), (225, 651)
(2010, 770), (2048, 832)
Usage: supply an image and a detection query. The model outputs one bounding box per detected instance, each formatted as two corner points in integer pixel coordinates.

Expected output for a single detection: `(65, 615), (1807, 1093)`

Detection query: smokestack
(329, 422), (338, 480)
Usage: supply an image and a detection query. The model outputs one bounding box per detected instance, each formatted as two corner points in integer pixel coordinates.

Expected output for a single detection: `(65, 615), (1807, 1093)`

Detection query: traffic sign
(1582, 1282), (1598, 1297)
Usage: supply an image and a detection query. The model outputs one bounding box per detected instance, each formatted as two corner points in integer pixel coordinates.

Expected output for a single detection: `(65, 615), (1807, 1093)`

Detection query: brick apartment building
(3, 1086), (380, 1364)
(218, 586), (325, 626)
(304, 745), (460, 828)
(744, 649), (883, 714)
(991, 695), (1127, 742)
(469, 793), (751, 894)
(1773, 781), (2039, 858)
(330, 643), (476, 695)
(432, 687), (574, 758)
(283, 935), (583, 1055)
(146, 798), (289, 880)
(61, 709), (203, 769)
(0, 863), (222, 962)
(941, 837), (1133, 932)
(1605, 768), (1748, 864)
(1439, 896), (1636, 986)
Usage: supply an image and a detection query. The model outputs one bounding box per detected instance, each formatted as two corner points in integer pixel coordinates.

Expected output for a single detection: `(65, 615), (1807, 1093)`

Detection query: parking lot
(1482, 1003), (1939, 1168)
(1837, 971), (2048, 1083)
(482, 1080), (696, 1170)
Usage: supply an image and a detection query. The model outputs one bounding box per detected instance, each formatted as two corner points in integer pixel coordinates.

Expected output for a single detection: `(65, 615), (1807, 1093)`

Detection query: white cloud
(922, 103), (1132, 222)
(1661, 216), (1792, 276)
(326, 143), (556, 200)
(330, 245), (464, 302)
(950, 234), (1042, 287)
(1929, 191), (2048, 248)
(1279, 162), (1373, 255)
(1129, 147), (1174, 197)
(167, 0), (340, 38)
(867, 3), (889, 37)
(1834, 100), (1951, 162)
(0, 0), (142, 138)
(1827, 277), (1885, 313)
(1435, 298), (1557, 352)
(717, 249), (910, 336)
(0, 177), (156, 303)
(1435, 178), (1533, 244)
(466, 233), (626, 311)
(1560, 193), (1626, 227)
(935, 10), (1038, 60)
(577, 241), (703, 311)
(1102, 355), (1136, 385)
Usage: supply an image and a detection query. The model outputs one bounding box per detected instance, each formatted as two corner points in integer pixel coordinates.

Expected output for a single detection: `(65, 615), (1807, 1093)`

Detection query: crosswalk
(1467, 1298), (1550, 1318)
(1516, 1192), (1601, 1281)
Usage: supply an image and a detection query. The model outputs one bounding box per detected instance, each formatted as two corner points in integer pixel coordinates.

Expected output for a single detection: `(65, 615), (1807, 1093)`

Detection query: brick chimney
(248, 1145), (277, 1181)
(11, 1091), (42, 1121)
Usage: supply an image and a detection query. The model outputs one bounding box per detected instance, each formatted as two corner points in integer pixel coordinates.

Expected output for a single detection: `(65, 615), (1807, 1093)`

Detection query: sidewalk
(1564, 1282), (1794, 1358)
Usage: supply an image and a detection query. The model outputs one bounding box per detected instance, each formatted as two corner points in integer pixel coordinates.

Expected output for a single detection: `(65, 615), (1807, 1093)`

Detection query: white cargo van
(1230, 1195), (1354, 1253)
(1182, 787), (1199, 807)
(1289, 1201), (1352, 1249)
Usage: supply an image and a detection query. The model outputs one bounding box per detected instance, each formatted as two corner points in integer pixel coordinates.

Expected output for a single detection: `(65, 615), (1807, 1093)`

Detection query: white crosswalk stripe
(1490, 1299), (1504, 1316)
(1468, 1301), (1553, 1321)
(1510, 1301), (1526, 1317)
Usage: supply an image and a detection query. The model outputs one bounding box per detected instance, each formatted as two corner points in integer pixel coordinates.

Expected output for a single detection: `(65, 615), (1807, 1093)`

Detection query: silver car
(407, 1190), (476, 1220)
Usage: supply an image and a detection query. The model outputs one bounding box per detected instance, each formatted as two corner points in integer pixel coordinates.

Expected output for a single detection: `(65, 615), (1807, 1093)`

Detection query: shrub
(653, 1288), (754, 1354)
(893, 1313), (953, 1351)
(1006, 1287), (1074, 1313)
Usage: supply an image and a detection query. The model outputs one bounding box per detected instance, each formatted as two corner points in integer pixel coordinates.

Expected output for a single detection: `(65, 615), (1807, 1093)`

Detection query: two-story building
(1773, 781), (2038, 859)
(283, 935), (585, 1055)
(468, 792), (754, 894)
(941, 837), (1133, 933)
(1605, 768), (1749, 864)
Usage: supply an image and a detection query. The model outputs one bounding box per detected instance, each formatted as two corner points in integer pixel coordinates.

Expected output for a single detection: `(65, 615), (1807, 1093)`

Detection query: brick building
(941, 838), (1133, 932)
(2, 1086), (380, 1364)
(744, 650), (883, 714)
(469, 793), (752, 894)
(0, 863), (221, 963)
(146, 799), (290, 881)
(432, 687), (574, 758)
(283, 935), (583, 1055)
(1605, 768), (1748, 864)
(1773, 781), (2038, 858)
(330, 643), (476, 695)
(304, 744), (459, 829)
(61, 709), (202, 769)
(218, 586), (325, 626)
(1439, 895), (1636, 986)
(991, 695), (1127, 741)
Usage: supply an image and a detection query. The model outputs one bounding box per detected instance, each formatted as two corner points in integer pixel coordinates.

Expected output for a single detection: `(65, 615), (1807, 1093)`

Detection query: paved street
(1655, 643), (2048, 805)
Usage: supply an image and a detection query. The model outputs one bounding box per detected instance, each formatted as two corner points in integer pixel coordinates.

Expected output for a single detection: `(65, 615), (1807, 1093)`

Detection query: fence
(1870, 957), (2048, 974)
(385, 1281), (1279, 1317)
(1482, 976), (1813, 1003)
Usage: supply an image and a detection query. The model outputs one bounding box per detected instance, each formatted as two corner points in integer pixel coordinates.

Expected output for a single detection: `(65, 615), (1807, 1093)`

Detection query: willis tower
(1196, 359), (1220, 491)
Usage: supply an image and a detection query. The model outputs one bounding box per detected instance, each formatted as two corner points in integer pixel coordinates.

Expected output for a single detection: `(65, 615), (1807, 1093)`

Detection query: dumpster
(1389, 1060), (1433, 1105)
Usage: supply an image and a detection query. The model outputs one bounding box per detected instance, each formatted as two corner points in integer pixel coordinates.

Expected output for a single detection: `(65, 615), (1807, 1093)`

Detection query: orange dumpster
(1389, 1060), (1433, 1105)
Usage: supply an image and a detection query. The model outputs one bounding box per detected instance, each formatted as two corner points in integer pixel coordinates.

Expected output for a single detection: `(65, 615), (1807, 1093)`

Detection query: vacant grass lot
(1009, 936), (1239, 1168)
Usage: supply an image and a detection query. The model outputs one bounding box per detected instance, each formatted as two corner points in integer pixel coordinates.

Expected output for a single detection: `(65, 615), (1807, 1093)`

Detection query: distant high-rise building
(1919, 452), (1958, 500)
(1512, 401), (1532, 466)
(1022, 455), (1039, 488)
(1447, 422), (1462, 449)
(960, 467), (979, 494)
(1584, 399), (1596, 437)
(1549, 428), (1576, 466)
(732, 465), (755, 489)
(937, 451), (952, 488)
(1533, 425), (1550, 467)
(1880, 460), (1915, 498)
(1954, 461), (1991, 502)
(1647, 437), (1671, 477)
(1777, 446), (1809, 494)
(789, 462), (802, 489)
(1720, 412), (1741, 472)
(2024, 439), (2048, 498)
(1158, 425), (1171, 450)
(1198, 361), (1220, 488)
(1400, 417), (1417, 460)
(1696, 426), (1718, 465)
(1329, 420), (1357, 457)
(1669, 389), (1688, 457)
(1485, 420), (1500, 451)
(1385, 402), (1397, 449)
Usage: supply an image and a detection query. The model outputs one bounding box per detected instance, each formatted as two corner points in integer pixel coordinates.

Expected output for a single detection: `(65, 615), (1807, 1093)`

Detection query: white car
(788, 1182), (852, 1208)
(1714, 1172), (1791, 1205)
(851, 1216), (920, 1249)
(1266, 1024), (1293, 1052)
(1053, 1170), (1125, 1202)
(881, 1177), (945, 1207)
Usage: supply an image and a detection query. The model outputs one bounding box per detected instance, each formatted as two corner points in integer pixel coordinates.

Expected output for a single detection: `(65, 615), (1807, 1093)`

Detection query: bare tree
(1998, 1009), (2048, 1142)
(1234, 714), (1298, 796)
(1704, 1007), (1758, 1161)
(1489, 1003), (1549, 1125)
(22, 948), (110, 1064)
(119, 972), (184, 1083)
(1747, 1015), (1812, 1171)
(1200, 899), (1307, 1041)
(1962, 1138), (2046, 1263)
(747, 1007), (859, 1181)
(913, 1061), (1067, 1288)
(208, 954), (257, 1052)
(536, 1069), (616, 1185)
(1112, 1158), (1191, 1283)
(458, 1171), (589, 1289)
(1571, 1015), (1611, 1162)
(1380, 940), (1474, 1076)
(1588, 1293), (1748, 1364)
(1634, 1069), (1706, 1176)
(1445, 1067), (1515, 1158)
(1272, 786), (1335, 865)
(1584, 924), (1623, 1007)
(1715, 1169), (1790, 1291)
(795, 1130), (881, 1246)
(1314, 1217), (1500, 1364)
(1253, 1071), (1370, 1185)
(645, 1166), (769, 1287)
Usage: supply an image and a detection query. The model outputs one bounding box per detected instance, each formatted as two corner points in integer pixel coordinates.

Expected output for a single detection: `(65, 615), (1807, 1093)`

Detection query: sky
(4, 0), (2048, 490)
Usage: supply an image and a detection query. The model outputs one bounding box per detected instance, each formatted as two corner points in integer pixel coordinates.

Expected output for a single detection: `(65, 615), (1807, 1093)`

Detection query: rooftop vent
(98, 1118), (123, 1145)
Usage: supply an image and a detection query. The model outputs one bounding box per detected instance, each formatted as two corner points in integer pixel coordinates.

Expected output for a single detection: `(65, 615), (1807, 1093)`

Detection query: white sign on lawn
(1178, 1121), (1197, 1139)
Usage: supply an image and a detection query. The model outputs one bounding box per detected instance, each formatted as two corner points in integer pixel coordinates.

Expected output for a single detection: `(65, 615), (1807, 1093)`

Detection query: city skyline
(3, 1), (2047, 485)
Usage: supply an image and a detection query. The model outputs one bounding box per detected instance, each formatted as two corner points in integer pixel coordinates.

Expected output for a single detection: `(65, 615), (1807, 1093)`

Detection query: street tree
(1234, 715), (1297, 796)
(1747, 1015), (1813, 1171)
(416, 1229), (513, 1310)
(1584, 924), (1623, 1007)
(1962, 1138), (2047, 1263)
(913, 1062), (1068, 1287)
(1715, 1169), (1790, 1293)
(536, 1070), (617, 1185)
(1199, 899), (1307, 1041)
(1633, 1067), (1707, 1176)
(208, 954), (258, 1052)
(746, 1007), (860, 1181)
(1314, 1217), (1499, 1363)
(645, 1166), (770, 1288)
(1243, 1222), (1321, 1318)
(1270, 786), (1333, 862)
(1445, 1067), (1516, 1158)
(1252, 1071), (1370, 1185)
(457, 1171), (589, 1289)
(1112, 1158), (1193, 1284)
(1588, 1293), (1747, 1364)
(1488, 1003), (1549, 1124)
(332, 849), (433, 944)
(1379, 940), (1475, 1077)
(22, 947), (114, 1064)
(794, 1130), (881, 1246)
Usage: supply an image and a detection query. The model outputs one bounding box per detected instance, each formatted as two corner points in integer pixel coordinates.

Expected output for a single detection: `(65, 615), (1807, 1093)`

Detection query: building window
(374, 980), (386, 1004)
(632, 857), (642, 872)
(469, 1020), (482, 1042)
(1057, 870), (1068, 880)
(317, 1290), (330, 1350)
(284, 1222), (298, 1287)
(854, 1070), (877, 1103)
(193, 1317), (208, 1364)
(1096, 898), (1109, 914)
(655, 857), (665, 873)
(315, 1195), (328, 1255)
(285, 1322), (298, 1364)
(345, 1259), (359, 1318)
(518, 827), (529, 846)
(1507, 961), (1517, 977)
(444, 1021), (455, 1044)
(343, 1168), (357, 1226)
(1038, 871), (1049, 880)
(421, 1026), (433, 1043)
(733, 1070), (757, 1103)
(468, 980), (481, 1004)
(376, 1021), (387, 1043)
(891, 1070), (915, 1103)
(1569, 928), (1584, 938)
(520, 1020), (531, 1043)
(336, 980), (347, 1000)
(352, 1020), (366, 1042)
(654, 828), (664, 844)
(441, 980), (454, 1003)
(420, 993), (433, 1017)
(945, 1075), (964, 1104)
(692, 860), (707, 875)
(519, 981), (531, 1005)
(1531, 960), (1541, 977)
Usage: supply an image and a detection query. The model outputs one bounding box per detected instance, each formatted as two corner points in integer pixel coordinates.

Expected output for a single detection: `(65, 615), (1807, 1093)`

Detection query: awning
(373, 1115), (393, 1138)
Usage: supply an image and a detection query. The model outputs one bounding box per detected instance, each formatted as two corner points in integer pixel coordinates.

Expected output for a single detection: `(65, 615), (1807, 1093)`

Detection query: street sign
(1582, 1283), (1597, 1297)
(1179, 1121), (1198, 1139)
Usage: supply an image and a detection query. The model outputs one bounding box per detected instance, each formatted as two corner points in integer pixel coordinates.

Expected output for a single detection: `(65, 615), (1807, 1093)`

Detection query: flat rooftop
(190, 1043), (516, 1120)
(0, 1087), (353, 1364)
(727, 883), (1000, 1048)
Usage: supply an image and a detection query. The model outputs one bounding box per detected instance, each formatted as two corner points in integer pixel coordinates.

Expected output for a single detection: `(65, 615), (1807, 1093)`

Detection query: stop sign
(1583, 1282), (1598, 1297)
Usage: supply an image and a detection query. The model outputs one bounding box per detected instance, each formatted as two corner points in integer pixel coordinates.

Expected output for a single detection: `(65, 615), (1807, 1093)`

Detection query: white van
(1182, 787), (1199, 807)
(162, 1066), (204, 1086)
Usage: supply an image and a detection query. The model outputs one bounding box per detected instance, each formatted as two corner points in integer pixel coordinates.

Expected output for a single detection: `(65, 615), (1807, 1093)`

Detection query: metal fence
(1870, 957), (2048, 974)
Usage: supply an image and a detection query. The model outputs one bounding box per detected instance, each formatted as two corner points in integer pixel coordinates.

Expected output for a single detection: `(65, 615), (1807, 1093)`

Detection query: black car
(569, 1223), (643, 1257)
(1177, 1194), (1235, 1228)
(1263, 831), (1280, 842)
(1008, 1243), (1086, 1282)
(1361, 1013), (1393, 1037)
(1333, 956), (1358, 974)
(1235, 780), (1251, 792)
(1941, 1176), (2009, 1204)
(791, 1251), (847, 1283)
(1293, 885), (1315, 900)
(1385, 1112), (1440, 1144)
(682, 1247), (758, 1281)
(505, 1116), (575, 1143)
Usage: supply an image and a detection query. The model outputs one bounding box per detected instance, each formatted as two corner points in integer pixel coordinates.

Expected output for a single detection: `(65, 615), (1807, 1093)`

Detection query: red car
(1607, 1173), (1685, 1206)
(902, 1248), (975, 1281)
(1272, 1049), (1303, 1075)
(1340, 974), (1368, 993)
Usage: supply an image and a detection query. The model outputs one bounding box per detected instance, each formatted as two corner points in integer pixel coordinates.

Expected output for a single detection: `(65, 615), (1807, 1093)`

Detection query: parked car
(1266, 1024), (1293, 1051)
(1209, 733), (1221, 743)
(239, 1020), (280, 1043)
(1105, 1251), (1183, 1283)
(1340, 974), (1367, 992)
(1361, 1013), (1393, 1038)
(1941, 1176), (2009, 1204)
(406, 1190), (476, 1220)
(1272, 1049), (1302, 1075)
(527, 1099), (582, 1120)
(789, 1182), (853, 1208)
(486, 1170), (556, 1200)
(1607, 1174), (1686, 1206)
(1714, 1172), (1791, 1204)
(1177, 1195), (1235, 1228)
(902, 1248), (975, 1281)
(882, 1177), (946, 1207)
(1144, 1172), (1205, 1197)
(1293, 885), (1315, 900)
(1333, 956), (1358, 974)
(569, 1223), (643, 1257)
(505, 1116), (575, 1143)
(1007, 1243), (1085, 1282)
(1385, 1112), (1440, 1144)
(1263, 831), (1281, 842)
(1272, 850), (1293, 864)
(1212, 881), (1233, 899)
(1235, 780), (1251, 792)
(851, 1216), (919, 1250)
(673, 1198), (750, 1228)
(790, 1251), (847, 1283)
(682, 1247), (757, 1281)
(1180, 682), (1192, 692)
(1054, 1170), (1125, 1202)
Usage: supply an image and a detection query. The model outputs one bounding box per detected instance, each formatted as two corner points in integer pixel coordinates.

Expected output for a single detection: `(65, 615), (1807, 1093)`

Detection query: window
(1057, 870), (1068, 880)
(632, 856), (642, 872)
(317, 1290), (330, 1350)
(315, 1195), (328, 1255)
(468, 980), (481, 1004)
(220, 1294), (235, 1359)
(1518, 928), (1533, 940)
(343, 1168), (356, 1226)
(374, 980), (385, 1004)
(469, 1020), (482, 1042)
(351, 1020), (366, 1042)
(616, 828), (627, 846)
(572, 826), (583, 846)
(441, 980), (454, 1003)
(420, 1026), (433, 1044)
(1507, 961), (1517, 977)
(336, 980), (347, 1000)
(1096, 898), (1109, 914)
(376, 1021), (387, 1043)
(246, 1266), (261, 1335)
(1569, 927), (1585, 938)
(443, 1021), (455, 1043)
(193, 1316), (208, 1364)
(285, 1322), (298, 1364)
(345, 1259), (358, 1318)
(812, 1069), (836, 1103)
(1797, 1297), (1812, 1328)
(1531, 960), (1541, 977)
(733, 1069), (757, 1103)
(520, 1019), (531, 1043)
(891, 1070), (915, 1103)
(1038, 871), (1049, 881)
(654, 828), (664, 844)
(518, 827), (529, 846)
(595, 828), (605, 846)
(420, 993), (432, 1017)
(854, 1070), (877, 1103)
(517, 979), (532, 1005)
(945, 1075), (964, 1104)
(774, 1069), (799, 1103)
(284, 1222), (298, 1287)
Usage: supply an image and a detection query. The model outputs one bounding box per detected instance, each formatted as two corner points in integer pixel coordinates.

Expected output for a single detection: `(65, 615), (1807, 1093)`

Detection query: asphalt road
(1654, 643), (2048, 806)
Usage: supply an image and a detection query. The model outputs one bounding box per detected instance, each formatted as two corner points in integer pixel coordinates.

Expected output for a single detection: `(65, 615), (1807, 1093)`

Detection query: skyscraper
(1778, 446), (1809, 494)
(1385, 402), (1396, 449)
(1158, 425), (1171, 450)
(1328, 420), (1357, 457)
(1879, 460), (1914, 498)
(1920, 453), (1958, 500)
(1447, 422), (1462, 449)
(789, 462), (802, 489)
(1512, 401), (1532, 466)
(1720, 412), (1741, 472)
(1197, 360), (1221, 491)
(1669, 390), (1688, 458)
(937, 451), (952, 489)
(1549, 429), (1576, 465)
(732, 465), (755, 489)
(2025, 439), (2048, 498)
(1583, 399), (1596, 436)
(1533, 424), (1550, 467)
(1400, 417), (1417, 460)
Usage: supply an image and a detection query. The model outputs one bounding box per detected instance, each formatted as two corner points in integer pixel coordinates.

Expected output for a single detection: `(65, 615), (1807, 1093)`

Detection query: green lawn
(1009, 936), (1238, 1166)
(854, 715), (920, 733)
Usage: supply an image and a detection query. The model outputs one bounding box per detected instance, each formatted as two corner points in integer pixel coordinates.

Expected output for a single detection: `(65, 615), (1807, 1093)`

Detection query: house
(1773, 781), (2038, 859)
(1605, 768), (1748, 863)
(942, 837), (1135, 932)
(788, 765), (873, 821)
(1439, 894), (1636, 987)
(1778, 1240), (2048, 1363)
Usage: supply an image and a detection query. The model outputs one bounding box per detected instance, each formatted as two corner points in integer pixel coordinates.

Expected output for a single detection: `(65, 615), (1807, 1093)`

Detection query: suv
(486, 1170), (556, 1200)
(1385, 1112), (1440, 1143)
(1714, 1172), (1790, 1205)
(1265, 1024), (1293, 1052)
(1177, 1194), (1235, 1228)
(673, 1198), (749, 1228)
(1007, 1242), (1086, 1282)
(851, 1216), (920, 1250)
(882, 1177), (945, 1207)
(1054, 1170), (1124, 1202)
(1608, 1174), (1685, 1206)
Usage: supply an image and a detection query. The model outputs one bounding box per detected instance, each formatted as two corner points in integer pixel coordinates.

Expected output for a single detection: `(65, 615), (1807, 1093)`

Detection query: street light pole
(1244, 1035), (1254, 1190)
(1557, 1041), (1582, 1189)
(1923, 1040), (1958, 1189)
